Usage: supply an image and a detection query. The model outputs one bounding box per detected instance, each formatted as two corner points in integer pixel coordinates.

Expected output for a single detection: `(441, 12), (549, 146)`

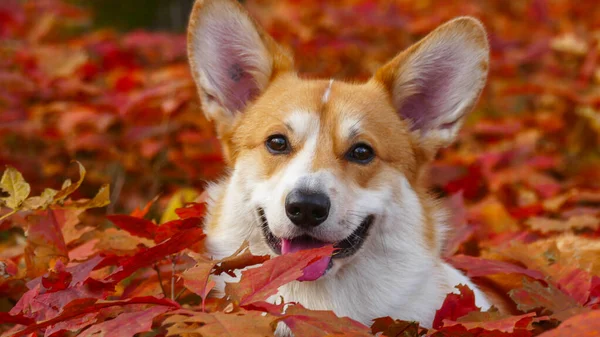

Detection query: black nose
(285, 190), (330, 228)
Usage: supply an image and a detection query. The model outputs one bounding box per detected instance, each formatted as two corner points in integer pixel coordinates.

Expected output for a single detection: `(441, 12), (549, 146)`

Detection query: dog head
(188, 0), (489, 280)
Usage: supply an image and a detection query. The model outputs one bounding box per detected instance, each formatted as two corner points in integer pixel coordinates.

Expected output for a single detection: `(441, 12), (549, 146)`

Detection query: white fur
(189, 4), (491, 332)
(322, 79), (334, 103)
(205, 159), (491, 329)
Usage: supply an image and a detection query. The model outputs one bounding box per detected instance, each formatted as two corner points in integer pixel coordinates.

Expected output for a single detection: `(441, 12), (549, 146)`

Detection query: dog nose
(285, 190), (330, 228)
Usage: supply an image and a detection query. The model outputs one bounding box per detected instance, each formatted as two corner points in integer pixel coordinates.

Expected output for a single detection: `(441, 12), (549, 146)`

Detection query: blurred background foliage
(1, 0), (599, 221)
(82, 0), (196, 32)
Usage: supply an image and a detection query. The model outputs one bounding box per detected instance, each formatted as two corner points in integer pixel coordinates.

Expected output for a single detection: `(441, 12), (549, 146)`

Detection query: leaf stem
(171, 255), (177, 300)
(153, 263), (168, 299)
(0, 209), (17, 222)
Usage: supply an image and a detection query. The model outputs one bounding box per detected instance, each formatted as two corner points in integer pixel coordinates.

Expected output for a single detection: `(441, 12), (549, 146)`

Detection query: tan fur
(187, 0), (496, 326)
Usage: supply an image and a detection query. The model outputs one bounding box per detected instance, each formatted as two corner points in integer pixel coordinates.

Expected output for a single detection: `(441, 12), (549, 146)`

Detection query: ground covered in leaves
(1, 0), (600, 336)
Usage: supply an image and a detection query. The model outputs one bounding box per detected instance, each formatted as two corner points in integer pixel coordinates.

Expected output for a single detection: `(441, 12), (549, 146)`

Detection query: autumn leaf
(163, 310), (276, 337)
(438, 310), (539, 336)
(52, 161), (86, 203)
(536, 310), (600, 337)
(226, 245), (334, 306)
(77, 306), (170, 337)
(432, 284), (480, 329)
(279, 303), (372, 337)
(508, 279), (589, 321)
(23, 209), (69, 278)
(103, 226), (204, 284)
(448, 255), (545, 280)
(182, 242), (269, 306)
(370, 317), (423, 337)
(9, 296), (179, 337)
(107, 214), (157, 240)
(22, 188), (58, 210)
(0, 166), (31, 210)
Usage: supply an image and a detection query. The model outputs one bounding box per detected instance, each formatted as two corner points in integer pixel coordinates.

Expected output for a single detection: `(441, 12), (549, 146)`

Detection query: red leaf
(44, 312), (99, 337)
(281, 303), (372, 337)
(103, 227), (204, 284)
(447, 255), (545, 280)
(174, 202), (206, 220)
(556, 268), (592, 305)
(509, 279), (588, 321)
(77, 306), (170, 337)
(537, 310), (600, 337)
(212, 244), (270, 277)
(370, 316), (423, 337)
(154, 217), (202, 243)
(41, 260), (72, 292)
(129, 197), (158, 218)
(24, 209), (69, 277)
(226, 245), (334, 306)
(10, 296), (179, 337)
(245, 301), (371, 336)
(0, 312), (34, 325)
(432, 284), (480, 329)
(106, 214), (157, 240)
(440, 311), (538, 336)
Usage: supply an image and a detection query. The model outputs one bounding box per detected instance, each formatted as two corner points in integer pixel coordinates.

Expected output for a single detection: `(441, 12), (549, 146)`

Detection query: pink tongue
(281, 238), (332, 282)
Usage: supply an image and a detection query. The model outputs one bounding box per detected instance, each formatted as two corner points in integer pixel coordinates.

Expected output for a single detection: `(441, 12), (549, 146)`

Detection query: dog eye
(346, 143), (375, 164)
(266, 134), (290, 154)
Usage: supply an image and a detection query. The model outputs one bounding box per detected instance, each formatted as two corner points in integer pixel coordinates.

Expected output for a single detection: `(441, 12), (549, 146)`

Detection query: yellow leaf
(62, 184), (111, 210)
(22, 188), (58, 210)
(0, 166), (31, 210)
(160, 188), (201, 224)
(53, 161), (86, 203)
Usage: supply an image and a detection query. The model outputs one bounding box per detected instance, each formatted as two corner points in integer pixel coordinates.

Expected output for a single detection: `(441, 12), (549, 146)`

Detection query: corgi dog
(187, 0), (492, 328)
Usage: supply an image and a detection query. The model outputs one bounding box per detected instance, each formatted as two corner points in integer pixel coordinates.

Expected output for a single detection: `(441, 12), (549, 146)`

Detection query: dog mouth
(257, 207), (374, 280)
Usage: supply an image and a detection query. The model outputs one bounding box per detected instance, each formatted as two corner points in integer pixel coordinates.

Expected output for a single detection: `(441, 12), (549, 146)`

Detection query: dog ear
(372, 17), (489, 152)
(187, 0), (293, 134)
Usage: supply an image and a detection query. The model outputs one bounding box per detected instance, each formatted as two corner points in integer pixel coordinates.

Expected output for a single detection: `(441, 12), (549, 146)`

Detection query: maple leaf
(10, 296), (179, 337)
(61, 183), (111, 210)
(442, 310), (539, 334)
(447, 255), (545, 280)
(508, 279), (589, 321)
(52, 161), (86, 203)
(181, 242), (269, 308)
(246, 301), (372, 337)
(432, 284), (480, 329)
(536, 310), (600, 337)
(23, 209), (69, 278)
(370, 316), (424, 337)
(107, 214), (157, 240)
(103, 226), (204, 284)
(225, 245), (334, 306)
(0, 166), (31, 210)
(174, 201), (206, 220)
(22, 188), (58, 210)
(163, 310), (276, 337)
(77, 306), (170, 337)
(281, 303), (372, 337)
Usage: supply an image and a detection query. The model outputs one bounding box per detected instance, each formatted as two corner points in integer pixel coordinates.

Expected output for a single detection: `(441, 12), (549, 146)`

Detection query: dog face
(188, 0), (488, 278)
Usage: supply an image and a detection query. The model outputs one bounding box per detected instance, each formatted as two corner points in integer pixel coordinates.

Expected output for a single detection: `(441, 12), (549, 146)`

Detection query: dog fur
(187, 0), (492, 328)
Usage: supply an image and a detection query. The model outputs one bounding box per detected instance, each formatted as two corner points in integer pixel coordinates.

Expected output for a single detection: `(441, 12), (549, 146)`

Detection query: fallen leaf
(0, 166), (31, 210)
(432, 284), (480, 329)
(509, 279), (588, 321)
(226, 245), (334, 306)
(536, 310), (600, 337)
(77, 305), (170, 337)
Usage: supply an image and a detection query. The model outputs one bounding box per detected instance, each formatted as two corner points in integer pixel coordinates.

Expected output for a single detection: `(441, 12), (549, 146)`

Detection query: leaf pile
(2, 0), (600, 336)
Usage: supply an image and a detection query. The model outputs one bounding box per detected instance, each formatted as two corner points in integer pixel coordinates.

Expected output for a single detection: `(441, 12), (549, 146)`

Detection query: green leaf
(0, 166), (31, 210)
